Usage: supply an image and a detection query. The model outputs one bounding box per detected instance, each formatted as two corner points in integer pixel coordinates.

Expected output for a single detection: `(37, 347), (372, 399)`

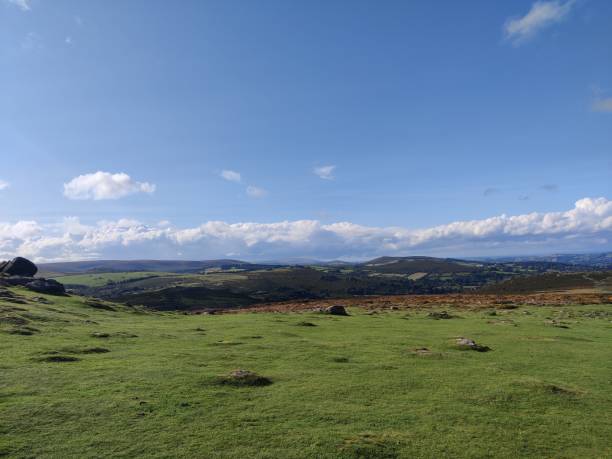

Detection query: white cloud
(504, 1), (575, 45)
(0, 180), (9, 190)
(63, 171), (156, 200)
(0, 198), (610, 262)
(314, 165), (336, 180)
(5, 0), (30, 11)
(591, 97), (612, 113)
(246, 186), (267, 198)
(220, 170), (242, 183)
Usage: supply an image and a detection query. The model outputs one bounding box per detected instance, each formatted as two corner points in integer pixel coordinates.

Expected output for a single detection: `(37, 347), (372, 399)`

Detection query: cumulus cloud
(246, 186), (267, 198)
(504, 1), (575, 45)
(314, 165), (336, 180)
(0, 198), (610, 262)
(220, 170), (242, 183)
(5, 0), (31, 11)
(0, 180), (9, 191)
(63, 172), (156, 200)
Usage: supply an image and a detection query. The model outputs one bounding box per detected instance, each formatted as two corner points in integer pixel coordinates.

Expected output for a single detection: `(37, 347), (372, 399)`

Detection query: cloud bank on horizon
(0, 197), (609, 262)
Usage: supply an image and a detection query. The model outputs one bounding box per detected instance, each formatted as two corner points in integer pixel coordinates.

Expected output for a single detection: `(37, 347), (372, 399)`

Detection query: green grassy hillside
(362, 256), (482, 274)
(2, 286), (612, 457)
(481, 271), (612, 294)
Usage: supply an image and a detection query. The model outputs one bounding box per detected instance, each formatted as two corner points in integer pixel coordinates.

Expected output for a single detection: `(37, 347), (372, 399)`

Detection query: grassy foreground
(1, 288), (611, 458)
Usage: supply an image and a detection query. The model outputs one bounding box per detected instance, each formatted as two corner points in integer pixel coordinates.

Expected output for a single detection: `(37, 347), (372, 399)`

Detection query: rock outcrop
(0, 257), (38, 277)
(0, 257), (65, 296)
(24, 279), (66, 295)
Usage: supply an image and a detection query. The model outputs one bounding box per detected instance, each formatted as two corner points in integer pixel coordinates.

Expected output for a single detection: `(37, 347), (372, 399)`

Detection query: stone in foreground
(221, 369), (272, 387)
(0, 257), (38, 277)
(25, 279), (66, 296)
(325, 305), (349, 316)
(455, 337), (491, 352)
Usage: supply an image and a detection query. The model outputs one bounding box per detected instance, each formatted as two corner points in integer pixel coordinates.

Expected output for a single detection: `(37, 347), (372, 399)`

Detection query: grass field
(52, 272), (171, 287)
(1, 287), (611, 458)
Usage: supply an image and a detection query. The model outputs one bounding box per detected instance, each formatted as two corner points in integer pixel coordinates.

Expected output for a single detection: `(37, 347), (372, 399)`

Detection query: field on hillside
(53, 272), (172, 288)
(1, 287), (612, 458)
(48, 261), (612, 312)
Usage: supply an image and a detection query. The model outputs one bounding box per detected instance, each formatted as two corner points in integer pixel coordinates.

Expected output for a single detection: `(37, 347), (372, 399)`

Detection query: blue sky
(0, 0), (610, 261)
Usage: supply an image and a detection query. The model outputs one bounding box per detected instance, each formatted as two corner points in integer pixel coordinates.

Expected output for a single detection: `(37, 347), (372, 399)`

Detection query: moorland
(1, 284), (611, 458)
(1, 254), (611, 458)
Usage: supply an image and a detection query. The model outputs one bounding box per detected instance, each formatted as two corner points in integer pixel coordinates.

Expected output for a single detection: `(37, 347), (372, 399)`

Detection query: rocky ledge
(0, 257), (66, 295)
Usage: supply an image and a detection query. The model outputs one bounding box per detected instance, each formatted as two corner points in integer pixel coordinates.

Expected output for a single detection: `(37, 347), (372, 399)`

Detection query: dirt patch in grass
(7, 326), (40, 336)
(545, 384), (581, 396)
(296, 321), (317, 327)
(91, 331), (137, 339)
(339, 432), (400, 458)
(0, 314), (30, 326)
(218, 369), (272, 387)
(37, 355), (81, 363)
(409, 347), (446, 359)
(79, 347), (110, 354)
(210, 340), (243, 346)
(517, 379), (584, 398)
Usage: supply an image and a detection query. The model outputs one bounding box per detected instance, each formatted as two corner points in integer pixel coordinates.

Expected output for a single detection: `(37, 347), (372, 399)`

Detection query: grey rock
(0, 257), (38, 277)
(25, 279), (66, 295)
(455, 337), (491, 352)
(325, 305), (349, 316)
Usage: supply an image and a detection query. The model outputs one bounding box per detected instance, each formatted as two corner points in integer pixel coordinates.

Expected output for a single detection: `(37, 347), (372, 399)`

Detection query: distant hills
(41, 253), (611, 311)
(474, 252), (612, 269)
(38, 259), (265, 275)
(362, 256), (482, 274)
(38, 253), (612, 277)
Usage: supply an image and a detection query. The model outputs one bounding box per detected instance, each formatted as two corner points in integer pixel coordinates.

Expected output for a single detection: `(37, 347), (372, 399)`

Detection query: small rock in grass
(412, 347), (432, 356)
(544, 319), (570, 329)
(428, 311), (453, 320)
(325, 305), (349, 316)
(220, 369), (272, 387)
(455, 337), (491, 352)
(91, 332), (111, 338)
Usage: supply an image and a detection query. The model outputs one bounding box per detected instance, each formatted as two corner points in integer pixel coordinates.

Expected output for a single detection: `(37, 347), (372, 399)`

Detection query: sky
(0, 0), (611, 262)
